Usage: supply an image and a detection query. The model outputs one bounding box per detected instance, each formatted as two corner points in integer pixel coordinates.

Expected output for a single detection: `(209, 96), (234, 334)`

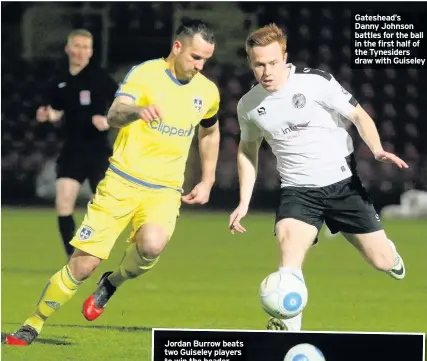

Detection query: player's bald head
(175, 19), (215, 45)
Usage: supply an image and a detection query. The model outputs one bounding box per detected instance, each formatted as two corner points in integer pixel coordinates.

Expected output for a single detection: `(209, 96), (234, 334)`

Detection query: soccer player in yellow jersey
(6, 20), (220, 346)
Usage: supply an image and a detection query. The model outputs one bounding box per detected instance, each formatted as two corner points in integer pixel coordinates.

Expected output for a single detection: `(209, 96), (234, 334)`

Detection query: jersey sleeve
(237, 98), (263, 141)
(203, 84), (220, 119)
(321, 76), (358, 118)
(50, 86), (63, 111)
(115, 65), (147, 104)
(49, 73), (64, 110)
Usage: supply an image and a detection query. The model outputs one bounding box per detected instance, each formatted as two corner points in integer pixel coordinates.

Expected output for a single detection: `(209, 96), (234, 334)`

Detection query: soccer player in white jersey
(229, 24), (408, 331)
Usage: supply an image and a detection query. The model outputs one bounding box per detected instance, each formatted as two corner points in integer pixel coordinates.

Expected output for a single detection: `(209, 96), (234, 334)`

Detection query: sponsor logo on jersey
(281, 121), (311, 135)
(150, 120), (194, 137)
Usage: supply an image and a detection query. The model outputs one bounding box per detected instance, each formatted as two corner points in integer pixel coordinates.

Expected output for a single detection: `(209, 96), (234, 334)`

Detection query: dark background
(2, 1), (427, 211)
(153, 330), (425, 361)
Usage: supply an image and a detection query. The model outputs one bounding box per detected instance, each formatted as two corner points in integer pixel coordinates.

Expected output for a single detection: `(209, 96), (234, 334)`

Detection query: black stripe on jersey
(250, 81), (258, 89)
(200, 114), (218, 128)
(294, 67), (332, 81)
(349, 96), (358, 107)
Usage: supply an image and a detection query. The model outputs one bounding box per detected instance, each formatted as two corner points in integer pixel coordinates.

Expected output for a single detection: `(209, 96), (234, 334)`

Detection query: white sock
(388, 238), (397, 253)
(277, 266), (304, 331)
(282, 312), (302, 331)
(278, 266), (305, 283)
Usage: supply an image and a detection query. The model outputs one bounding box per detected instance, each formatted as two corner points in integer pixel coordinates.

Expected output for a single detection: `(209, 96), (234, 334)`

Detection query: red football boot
(82, 271), (116, 321)
(5, 325), (39, 346)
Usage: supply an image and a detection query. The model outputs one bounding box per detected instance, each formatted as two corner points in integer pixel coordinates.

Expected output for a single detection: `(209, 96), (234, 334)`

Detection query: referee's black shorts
(56, 148), (111, 193)
(275, 154), (383, 237)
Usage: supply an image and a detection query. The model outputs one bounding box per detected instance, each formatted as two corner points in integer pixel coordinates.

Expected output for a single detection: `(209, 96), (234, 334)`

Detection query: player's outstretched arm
(238, 138), (262, 208)
(198, 120), (220, 187)
(229, 138), (262, 234)
(181, 121), (220, 205)
(107, 95), (162, 128)
(348, 104), (408, 168)
(348, 104), (384, 155)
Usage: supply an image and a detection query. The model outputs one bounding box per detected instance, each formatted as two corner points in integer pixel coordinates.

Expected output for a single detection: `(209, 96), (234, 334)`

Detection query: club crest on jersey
(193, 97), (203, 112)
(292, 93), (306, 109)
(79, 226), (94, 241)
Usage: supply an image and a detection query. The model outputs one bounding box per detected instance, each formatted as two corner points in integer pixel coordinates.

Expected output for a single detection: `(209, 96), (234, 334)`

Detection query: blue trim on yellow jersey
(165, 69), (190, 86)
(115, 92), (136, 101)
(115, 59), (159, 97)
(109, 164), (183, 193)
(123, 59), (158, 83)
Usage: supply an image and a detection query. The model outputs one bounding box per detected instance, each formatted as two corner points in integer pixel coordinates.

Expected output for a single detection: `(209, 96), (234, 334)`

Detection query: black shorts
(56, 149), (110, 193)
(275, 174), (383, 237)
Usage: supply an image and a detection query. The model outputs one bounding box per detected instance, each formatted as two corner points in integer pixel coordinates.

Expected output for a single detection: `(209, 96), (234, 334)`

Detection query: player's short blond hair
(67, 29), (93, 44)
(245, 23), (287, 56)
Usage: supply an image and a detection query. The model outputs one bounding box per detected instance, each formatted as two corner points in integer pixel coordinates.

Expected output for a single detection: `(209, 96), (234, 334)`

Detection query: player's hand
(36, 106), (49, 122)
(374, 150), (409, 169)
(92, 115), (110, 131)
(181, 181), (212, 205)
(138, 105), (163, 123)
(229, 204), (249, 234)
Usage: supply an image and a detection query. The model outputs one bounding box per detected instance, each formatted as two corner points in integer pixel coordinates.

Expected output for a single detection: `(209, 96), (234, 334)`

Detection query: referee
(36, 29), (117, 259)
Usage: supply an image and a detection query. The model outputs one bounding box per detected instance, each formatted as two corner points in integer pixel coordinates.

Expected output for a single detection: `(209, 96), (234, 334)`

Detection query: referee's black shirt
(49, 61), (117, 153)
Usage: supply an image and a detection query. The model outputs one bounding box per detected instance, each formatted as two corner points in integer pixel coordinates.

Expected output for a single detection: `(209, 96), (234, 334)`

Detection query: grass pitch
(2, 207), (426, 360)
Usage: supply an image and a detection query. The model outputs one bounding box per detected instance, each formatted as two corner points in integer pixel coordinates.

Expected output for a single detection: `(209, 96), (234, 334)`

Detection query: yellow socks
(24, 265), (82, 333)
(108, 243), (159, 288)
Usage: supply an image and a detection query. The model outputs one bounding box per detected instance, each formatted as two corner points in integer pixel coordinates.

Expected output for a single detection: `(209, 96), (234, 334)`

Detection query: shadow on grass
(1, 331), (74, 346)
(3, 322), (152, 342)
(44, 323), (151, 332)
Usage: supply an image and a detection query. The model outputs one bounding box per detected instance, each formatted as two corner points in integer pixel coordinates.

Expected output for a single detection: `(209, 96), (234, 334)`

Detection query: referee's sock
(58, 215), (76, 258)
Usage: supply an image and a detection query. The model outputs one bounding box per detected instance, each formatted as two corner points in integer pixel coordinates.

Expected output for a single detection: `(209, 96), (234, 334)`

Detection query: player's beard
(186, 72), (196, 80)
(177, 68), (194, 82)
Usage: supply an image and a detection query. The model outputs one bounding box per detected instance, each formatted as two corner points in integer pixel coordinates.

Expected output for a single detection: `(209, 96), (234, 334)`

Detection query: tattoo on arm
(107, 103), (142, 128)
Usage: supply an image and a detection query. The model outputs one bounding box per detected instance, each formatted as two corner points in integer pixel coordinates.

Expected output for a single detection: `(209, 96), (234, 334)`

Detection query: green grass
(2, 207), (426, 360)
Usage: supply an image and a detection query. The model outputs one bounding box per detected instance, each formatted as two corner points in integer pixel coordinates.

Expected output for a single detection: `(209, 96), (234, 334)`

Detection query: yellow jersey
(109, 58), (220, 191)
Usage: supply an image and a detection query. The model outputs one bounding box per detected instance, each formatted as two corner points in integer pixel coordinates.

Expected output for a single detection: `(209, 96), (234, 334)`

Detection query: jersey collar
(287, 63), (296, 77)
(165, 69), (190, 86)
(264, 63), (296, 95)
(162, 58), (191, 86)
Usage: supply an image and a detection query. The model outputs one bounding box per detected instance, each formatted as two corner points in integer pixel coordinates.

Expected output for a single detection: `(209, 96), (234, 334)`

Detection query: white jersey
(237, 64), (359, 188)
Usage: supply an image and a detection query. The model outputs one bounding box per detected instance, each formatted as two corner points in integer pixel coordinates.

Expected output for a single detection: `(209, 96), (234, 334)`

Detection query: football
(259, 271), (308, 319)
(283, 343), (326, 361)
